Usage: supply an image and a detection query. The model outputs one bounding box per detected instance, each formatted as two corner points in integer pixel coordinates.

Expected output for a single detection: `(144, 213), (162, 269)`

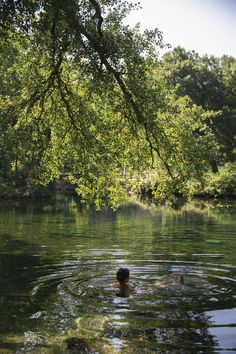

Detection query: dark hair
(116, 268), (129, 282)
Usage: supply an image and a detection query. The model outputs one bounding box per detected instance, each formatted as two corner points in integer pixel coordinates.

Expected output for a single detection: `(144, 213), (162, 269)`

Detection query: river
(0, 196), (235, 353)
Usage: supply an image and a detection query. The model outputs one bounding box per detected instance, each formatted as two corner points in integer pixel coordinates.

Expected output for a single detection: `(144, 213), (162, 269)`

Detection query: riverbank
(0, 164), (235, 204)
(0, 179), (76, 200)
(137, 165), (236, 202)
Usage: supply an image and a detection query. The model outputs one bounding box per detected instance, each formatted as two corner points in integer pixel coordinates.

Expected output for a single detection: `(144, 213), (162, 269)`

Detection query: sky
(125, 0), (236, 58)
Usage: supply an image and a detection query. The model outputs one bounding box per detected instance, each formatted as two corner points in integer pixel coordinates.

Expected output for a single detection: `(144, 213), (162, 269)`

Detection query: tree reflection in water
(0, 198), (235, 353)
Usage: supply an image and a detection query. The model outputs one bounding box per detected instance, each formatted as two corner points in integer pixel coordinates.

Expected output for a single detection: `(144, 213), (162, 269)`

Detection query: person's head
(116, 268), (129, 283)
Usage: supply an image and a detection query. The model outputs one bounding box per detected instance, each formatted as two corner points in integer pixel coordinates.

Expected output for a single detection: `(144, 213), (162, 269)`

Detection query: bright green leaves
(0, 1), (235, 206)
(158, 47), (236, 164)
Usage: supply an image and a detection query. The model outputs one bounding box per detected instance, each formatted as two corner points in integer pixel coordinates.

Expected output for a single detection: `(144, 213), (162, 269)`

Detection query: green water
(0, 196), (236, 353)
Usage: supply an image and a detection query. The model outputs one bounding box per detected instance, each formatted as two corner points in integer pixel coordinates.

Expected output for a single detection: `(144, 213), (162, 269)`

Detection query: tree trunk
(210, 160), (218, 173)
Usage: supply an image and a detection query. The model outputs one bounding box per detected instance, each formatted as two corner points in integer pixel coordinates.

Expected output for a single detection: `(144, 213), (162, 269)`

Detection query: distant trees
(0, 1), (235, 206)
(157, 47), (236, 164)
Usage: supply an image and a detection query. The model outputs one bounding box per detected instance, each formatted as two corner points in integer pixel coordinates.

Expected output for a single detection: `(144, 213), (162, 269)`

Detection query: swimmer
(114, 268), (134, 297)
(114, 269), (184, 296)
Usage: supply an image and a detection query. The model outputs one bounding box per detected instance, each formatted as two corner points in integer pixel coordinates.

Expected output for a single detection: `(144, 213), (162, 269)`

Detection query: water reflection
(0, 197), (235, 353)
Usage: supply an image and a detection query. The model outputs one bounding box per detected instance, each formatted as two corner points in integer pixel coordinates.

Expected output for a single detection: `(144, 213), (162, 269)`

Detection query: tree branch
(89, 0), (103, 38)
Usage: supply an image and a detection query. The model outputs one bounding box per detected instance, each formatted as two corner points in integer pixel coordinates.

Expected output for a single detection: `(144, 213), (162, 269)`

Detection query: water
(0, 196), (236, 353)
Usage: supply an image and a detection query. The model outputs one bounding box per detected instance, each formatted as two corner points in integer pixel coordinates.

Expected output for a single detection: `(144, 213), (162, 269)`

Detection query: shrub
(204, 163), (236, 197)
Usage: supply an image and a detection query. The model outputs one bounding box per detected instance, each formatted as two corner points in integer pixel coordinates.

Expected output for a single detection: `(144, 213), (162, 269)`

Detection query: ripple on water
(25, 255), (236, 353)
(206, 308), (236, 352)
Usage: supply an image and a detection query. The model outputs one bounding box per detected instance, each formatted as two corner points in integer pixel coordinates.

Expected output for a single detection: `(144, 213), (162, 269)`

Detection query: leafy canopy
(0, 0), (219, 207)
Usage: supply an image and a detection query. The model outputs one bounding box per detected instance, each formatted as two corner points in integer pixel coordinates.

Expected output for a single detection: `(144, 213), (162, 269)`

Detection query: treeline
(0, 0), (235, 207)
(142, 47), (236, 202)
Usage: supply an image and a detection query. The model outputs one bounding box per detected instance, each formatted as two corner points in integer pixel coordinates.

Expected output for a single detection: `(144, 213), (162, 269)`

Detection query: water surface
(0, 197), (236, 353)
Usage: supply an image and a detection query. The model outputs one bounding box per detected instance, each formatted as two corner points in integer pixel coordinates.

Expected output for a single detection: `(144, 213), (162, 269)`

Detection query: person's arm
(112, 280), (119, 288)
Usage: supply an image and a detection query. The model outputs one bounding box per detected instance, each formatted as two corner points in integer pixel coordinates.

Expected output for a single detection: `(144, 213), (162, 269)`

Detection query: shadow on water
(0, 197), (236, 353)
(0, 236), (65, 333)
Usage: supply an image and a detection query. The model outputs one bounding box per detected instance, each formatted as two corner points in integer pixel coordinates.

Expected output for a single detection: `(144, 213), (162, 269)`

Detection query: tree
(158, 47), (236, 165)
(0, 1), (218, 206)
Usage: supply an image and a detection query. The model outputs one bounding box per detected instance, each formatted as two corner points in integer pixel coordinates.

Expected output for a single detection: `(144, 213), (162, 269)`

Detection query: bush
(204, 163), (236, 197)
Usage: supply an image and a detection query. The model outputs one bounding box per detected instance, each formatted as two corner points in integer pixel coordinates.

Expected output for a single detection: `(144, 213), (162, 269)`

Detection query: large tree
(0, 0), (218, 206)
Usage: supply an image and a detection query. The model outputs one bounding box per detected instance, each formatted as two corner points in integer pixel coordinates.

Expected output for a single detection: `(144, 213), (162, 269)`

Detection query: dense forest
(0, 0), (235, 208)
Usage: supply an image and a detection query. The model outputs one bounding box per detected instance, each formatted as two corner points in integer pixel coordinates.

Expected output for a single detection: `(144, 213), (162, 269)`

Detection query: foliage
(0, 1), (234, 207)
(157, 47), (236, 163)
(204, 163), (236, 198)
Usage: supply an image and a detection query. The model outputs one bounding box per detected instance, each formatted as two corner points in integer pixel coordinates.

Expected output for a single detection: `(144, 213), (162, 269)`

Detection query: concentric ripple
(0, 199), (235, 353)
